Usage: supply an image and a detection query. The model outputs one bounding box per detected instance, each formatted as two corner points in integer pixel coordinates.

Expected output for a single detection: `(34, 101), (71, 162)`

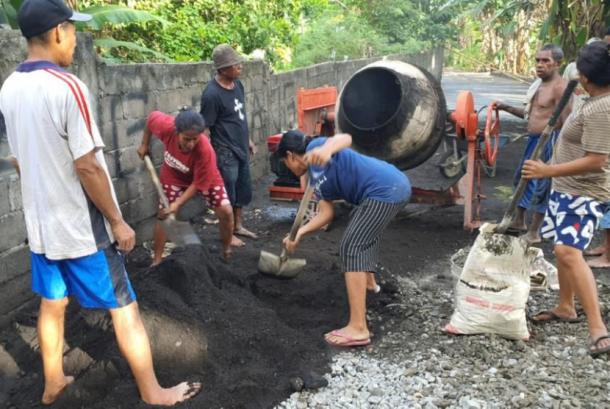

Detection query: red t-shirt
(147, 111), (224, 191)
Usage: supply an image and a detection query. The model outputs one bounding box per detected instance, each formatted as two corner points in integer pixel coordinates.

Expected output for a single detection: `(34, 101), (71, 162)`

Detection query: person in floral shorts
(138, 108), (237, 263)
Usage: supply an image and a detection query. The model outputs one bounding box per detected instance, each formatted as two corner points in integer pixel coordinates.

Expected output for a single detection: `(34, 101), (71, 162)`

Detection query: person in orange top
(138, 108), (236, 263)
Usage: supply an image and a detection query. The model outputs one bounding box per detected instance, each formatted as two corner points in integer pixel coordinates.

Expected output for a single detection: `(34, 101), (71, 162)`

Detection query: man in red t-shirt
(138, 109), (238, 263)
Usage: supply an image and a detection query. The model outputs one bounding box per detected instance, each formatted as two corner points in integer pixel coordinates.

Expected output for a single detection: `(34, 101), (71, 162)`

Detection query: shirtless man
(496, 44), (571, 243)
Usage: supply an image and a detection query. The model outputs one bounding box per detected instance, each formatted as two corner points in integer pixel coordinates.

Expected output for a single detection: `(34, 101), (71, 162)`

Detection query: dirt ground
(0, 119), (560, 409)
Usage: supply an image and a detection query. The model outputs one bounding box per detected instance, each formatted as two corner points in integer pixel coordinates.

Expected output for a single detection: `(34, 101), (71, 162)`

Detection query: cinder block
(0, 245), (30, 284)
(100, 65), (145, 94)
(117, 145), (141, 175)
(155, 89), (200, 114)
(114, 172), (154, 204)
(0, 211), (27, 253)
(0, 273), (32, 317)
(8, 174), (21, 212)
(98, 95), (124, 125)
(121, 92), (150, 120)
(0, 177), (10, 215)
(149, 139), (165, 164)
(120, 196), (159, 224)
(116, 118), (146, 150)
(103, 150), (118, 179)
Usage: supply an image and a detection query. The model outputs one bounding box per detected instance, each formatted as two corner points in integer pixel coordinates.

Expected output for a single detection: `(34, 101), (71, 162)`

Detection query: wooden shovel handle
(496, 79), (577, 233)
(143, 155), (175, 220)
(280, 183), (316, 260)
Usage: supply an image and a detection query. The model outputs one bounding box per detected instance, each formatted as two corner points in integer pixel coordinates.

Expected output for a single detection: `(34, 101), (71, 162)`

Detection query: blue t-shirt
(307, 138), (411, 205)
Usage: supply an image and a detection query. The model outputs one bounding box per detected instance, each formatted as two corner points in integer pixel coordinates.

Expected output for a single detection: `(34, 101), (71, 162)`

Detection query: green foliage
(0, 0), (21, 28)
(292, 0), (451, 68)
(442, 0), (544, 74)
(94, 37), (173, 62)
(540, 0), (609, 62)
(72, 0), (305, 67)
(293, 11), (386, 67)
(444, 19), (488, 71)
(78, 5), (168, 30)
(1, 0), (447, 69)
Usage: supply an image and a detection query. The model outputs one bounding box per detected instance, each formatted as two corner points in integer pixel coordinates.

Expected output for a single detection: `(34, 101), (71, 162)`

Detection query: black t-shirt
(200, 78), (249, 161)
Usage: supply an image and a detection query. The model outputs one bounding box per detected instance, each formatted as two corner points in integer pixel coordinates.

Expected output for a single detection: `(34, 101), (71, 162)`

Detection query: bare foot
(222, 247), (232, 262)
(230, 235), (245, 247)
(367, 284), (381, 293)
(366, 274), (380, 293)
(234, 226), (259, 239)
(587, 255), (610, 268)
(42, 375), (74, 405)
(142, 381), (202, 406)
(585, 246), (605, 257)
(324, 326), (369, 346)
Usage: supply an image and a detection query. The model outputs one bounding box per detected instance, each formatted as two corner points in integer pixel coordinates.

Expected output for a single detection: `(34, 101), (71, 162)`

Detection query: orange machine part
(269, 86), (338, 201)
(483, 101), (501, 166)
(297, 86), (337, 136)
(450, 91), (478, 142)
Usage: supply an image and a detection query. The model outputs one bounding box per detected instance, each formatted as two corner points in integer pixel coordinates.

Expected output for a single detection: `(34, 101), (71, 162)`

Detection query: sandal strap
(592, 334), (610, 347)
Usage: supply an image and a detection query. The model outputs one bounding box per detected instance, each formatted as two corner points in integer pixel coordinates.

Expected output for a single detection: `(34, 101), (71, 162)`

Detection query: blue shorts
(541, 190), (604, 251)
(513, 131), (559, 214)
(31, 245), (136, 309)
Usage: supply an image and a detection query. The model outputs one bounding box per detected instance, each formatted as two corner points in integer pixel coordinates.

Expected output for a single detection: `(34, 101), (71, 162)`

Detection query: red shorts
(161, 184), (231, 209)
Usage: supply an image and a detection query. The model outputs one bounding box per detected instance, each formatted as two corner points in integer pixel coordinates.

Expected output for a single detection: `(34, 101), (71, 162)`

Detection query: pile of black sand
(1, 242), (401, 409)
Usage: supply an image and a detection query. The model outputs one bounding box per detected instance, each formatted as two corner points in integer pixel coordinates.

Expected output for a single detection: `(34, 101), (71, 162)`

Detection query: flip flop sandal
(590, 335), (610, 358)
(324, 330), (371, 347)
(529, 310), (582, 325)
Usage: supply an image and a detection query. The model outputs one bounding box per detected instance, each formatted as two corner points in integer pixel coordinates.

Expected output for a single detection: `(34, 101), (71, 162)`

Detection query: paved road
(441, 71), (532, 122)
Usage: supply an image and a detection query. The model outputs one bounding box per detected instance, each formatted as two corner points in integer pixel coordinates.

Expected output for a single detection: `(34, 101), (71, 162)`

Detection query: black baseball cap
(18, 0), (91, 39)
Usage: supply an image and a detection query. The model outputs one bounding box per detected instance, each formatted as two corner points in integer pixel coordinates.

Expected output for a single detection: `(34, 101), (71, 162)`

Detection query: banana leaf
(78, 5), (168, 31)
(94, 37), (172, 62)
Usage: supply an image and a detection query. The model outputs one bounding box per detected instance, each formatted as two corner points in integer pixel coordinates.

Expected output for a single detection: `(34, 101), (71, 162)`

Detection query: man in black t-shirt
(200, 44), (258, 244)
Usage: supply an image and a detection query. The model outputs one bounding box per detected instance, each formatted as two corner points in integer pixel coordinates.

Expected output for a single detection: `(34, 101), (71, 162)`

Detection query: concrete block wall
(0, 29), (443, 315)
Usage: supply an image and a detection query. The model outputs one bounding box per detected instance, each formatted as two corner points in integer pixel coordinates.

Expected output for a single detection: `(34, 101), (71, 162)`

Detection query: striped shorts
(339, 198), (406, 273)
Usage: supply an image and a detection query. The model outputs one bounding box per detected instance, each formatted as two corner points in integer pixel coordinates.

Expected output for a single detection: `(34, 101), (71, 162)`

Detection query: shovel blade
(258, 250), (306, 278)
(162, 219), (201, 247)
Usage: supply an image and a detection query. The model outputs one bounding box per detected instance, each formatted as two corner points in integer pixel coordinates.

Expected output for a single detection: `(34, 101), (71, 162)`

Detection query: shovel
(143, 155), (201, 247)
(258, 182), (316, 278)
(495, 79), (578, 234)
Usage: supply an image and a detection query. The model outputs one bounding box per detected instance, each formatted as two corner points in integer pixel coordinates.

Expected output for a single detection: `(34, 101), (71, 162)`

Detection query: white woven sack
(444, 223), (534, 340)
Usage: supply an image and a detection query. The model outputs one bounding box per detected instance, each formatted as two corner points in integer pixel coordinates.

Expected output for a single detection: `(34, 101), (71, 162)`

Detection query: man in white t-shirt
(0, 0), (200, 405)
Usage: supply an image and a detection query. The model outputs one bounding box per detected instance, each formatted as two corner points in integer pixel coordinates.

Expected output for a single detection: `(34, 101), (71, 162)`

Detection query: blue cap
(18, 0), (91, 39)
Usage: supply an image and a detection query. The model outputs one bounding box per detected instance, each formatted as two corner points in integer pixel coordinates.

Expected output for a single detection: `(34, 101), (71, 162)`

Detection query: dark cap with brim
(18, 0), (91, 39)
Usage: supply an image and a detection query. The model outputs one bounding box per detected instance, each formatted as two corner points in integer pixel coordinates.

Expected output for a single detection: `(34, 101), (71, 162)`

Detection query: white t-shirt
(0, 61), (117, 260)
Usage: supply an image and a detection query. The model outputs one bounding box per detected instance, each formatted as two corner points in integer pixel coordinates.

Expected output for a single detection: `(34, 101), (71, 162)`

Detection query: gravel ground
(276, 267), (610, 409)
(274, 72), (610, 409)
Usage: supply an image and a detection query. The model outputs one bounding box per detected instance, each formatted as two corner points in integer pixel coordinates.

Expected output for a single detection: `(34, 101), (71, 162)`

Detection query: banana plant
(0, 0), (20, 27)
(539, 0), (609, 62)
(0, 1), (171, 62)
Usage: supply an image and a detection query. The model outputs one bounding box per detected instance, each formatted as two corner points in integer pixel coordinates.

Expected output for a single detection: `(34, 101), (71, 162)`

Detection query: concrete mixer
(266, 60), (511, 230)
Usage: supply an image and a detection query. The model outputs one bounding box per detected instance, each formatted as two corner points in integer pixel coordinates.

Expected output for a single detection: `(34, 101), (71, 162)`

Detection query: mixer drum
(336, 60), (446, 170)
